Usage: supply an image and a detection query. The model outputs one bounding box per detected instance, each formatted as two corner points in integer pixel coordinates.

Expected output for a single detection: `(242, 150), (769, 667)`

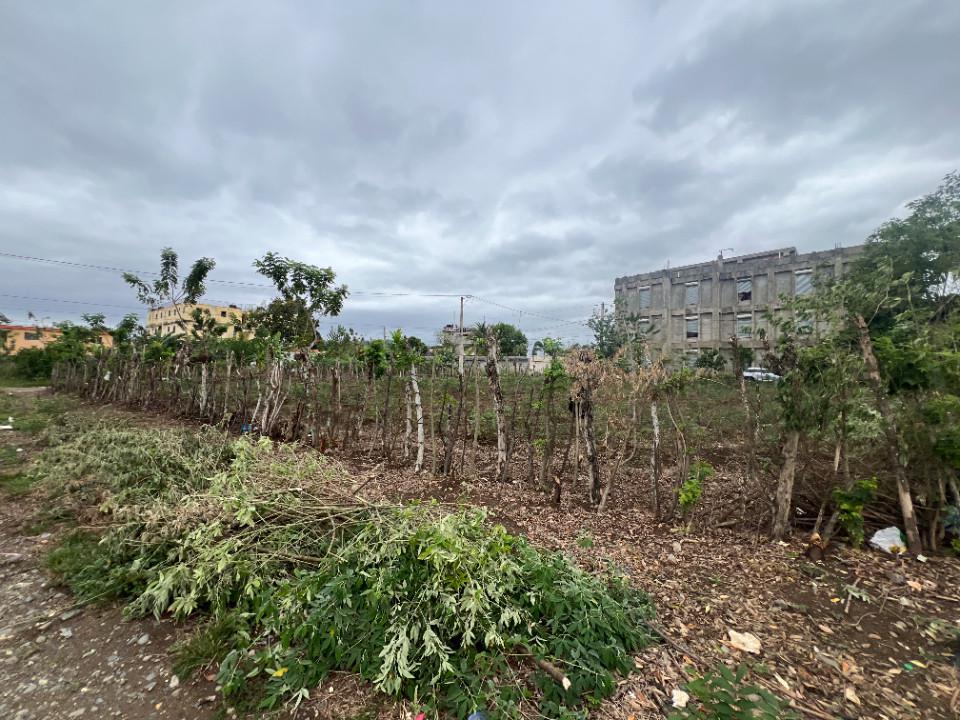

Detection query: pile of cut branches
(37, 422), (655, 718)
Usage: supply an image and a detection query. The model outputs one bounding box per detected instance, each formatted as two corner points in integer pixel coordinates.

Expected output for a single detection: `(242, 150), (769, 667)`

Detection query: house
(0, 325), (113, 354)
(146, 303), (247, 338)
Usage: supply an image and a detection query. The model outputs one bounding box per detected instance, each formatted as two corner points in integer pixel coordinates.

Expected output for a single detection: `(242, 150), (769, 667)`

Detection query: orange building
(0, 325), (113, 354)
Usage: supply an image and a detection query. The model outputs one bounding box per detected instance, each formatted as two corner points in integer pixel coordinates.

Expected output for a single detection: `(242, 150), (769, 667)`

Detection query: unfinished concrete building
(613, 245), (863, 364)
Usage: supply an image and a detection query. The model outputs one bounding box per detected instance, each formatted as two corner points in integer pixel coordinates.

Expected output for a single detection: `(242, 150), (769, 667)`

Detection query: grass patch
(0, 445), (25, 471)
(0, 471), (35, 497)
(173, 616), (250, 680)
(0, 376), (49, 388)
(0, 392), (79, 436)
(45, 530), (119, 602)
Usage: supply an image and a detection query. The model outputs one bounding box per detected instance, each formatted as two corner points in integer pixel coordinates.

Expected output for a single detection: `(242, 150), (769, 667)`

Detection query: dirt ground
(1, 389), (959, 719)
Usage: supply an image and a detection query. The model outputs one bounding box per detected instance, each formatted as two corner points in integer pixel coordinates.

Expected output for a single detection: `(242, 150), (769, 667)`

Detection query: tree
(490, 322), (528, 356)
(249, 253), (348, 349)
(780, 171), (960, 552)
(587, 306), (625, 359)
(123, 248), (216, 329)
(109, 313), (144, 351)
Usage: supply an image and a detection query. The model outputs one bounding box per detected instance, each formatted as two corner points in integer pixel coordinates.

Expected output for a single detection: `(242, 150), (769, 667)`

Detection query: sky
(1, 1), (958, 345)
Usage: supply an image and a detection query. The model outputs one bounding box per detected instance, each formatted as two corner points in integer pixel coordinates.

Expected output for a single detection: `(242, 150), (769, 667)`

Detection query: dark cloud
(0, 1), (958, 345)
(635, 1), (960, 145)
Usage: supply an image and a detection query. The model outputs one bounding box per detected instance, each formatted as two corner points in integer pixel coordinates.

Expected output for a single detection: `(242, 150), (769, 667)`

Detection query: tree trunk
(472, 363), (481, 477)
(598, 398), (637, 512)
(199, 362), (209, 417)
(664, 398), (687, 519)
(403, 375), (412, 460)
(428, 363), (438, 474)
(730, 336), (757, 521)
(410, 364), (425, 472)
(822, 407), (851, 543)
(484, 336), (508, 482)
(381, 371), (393, 455)
(442, 345), (465, 476)
(650, 401), (662, 519)
(771, 430), (800, 539)
(580, 394), (602, 506)
(855, 313), (922, 554)
(538, 384), (557, 492)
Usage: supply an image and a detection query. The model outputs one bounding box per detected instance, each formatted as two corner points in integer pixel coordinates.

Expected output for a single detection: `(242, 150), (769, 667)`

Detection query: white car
(743, 366), (780, 382)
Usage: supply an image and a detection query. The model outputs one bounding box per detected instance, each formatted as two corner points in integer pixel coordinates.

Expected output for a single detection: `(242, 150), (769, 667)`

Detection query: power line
(0, 251), (598, 326)
(0, 293), (143, 311)
(0, 251), (462, 297)
(466, 294), (591, 327)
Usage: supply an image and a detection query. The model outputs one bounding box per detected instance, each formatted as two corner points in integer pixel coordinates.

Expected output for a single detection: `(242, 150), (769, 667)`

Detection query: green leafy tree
(778, 171), (960, 552)
(587, 306), (625, 359)
(490, 322), (528, 356)
(249, 252), (348, 349)
(123, 248), (216, 323)
(109, 313), (143, 352)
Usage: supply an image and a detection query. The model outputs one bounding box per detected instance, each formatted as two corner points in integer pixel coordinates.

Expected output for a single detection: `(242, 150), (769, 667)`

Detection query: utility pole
(600, 302), (605, 320)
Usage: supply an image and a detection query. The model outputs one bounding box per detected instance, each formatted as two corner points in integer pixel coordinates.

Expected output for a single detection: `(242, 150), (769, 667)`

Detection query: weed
(678, 460), (714, 513)
(668, 664), (798, 720)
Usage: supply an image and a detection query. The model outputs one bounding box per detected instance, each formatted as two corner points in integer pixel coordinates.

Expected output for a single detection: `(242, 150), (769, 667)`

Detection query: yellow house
(1, 325), (113, 354)
(146, 303), (247, 338)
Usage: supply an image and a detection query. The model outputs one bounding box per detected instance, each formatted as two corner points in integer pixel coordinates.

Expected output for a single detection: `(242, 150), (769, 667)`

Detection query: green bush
(833, 477), (877, 548)
(12, 348), (55, 380)
(679, 460), (714, 513)
(695, 349), (725, 372)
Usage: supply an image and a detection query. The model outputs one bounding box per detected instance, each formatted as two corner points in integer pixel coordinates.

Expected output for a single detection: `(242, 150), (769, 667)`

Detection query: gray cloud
(0, 1), (958, 345)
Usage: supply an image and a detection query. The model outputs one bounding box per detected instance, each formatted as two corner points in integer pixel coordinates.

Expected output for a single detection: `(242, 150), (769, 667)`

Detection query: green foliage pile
(37, 423), (655, 718)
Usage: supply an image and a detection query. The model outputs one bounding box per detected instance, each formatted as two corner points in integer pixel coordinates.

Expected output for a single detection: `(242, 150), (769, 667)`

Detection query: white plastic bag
(869, 526), (906, 554)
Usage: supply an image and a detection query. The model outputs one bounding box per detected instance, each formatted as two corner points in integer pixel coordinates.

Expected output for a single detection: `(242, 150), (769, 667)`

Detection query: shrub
(833, 477), (877, 548)
(679, 460), (714, 513)
(695, 349), (725, 372)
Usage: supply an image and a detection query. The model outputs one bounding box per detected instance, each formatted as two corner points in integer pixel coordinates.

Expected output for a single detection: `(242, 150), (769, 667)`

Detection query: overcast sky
(1, 1), (958, 344)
